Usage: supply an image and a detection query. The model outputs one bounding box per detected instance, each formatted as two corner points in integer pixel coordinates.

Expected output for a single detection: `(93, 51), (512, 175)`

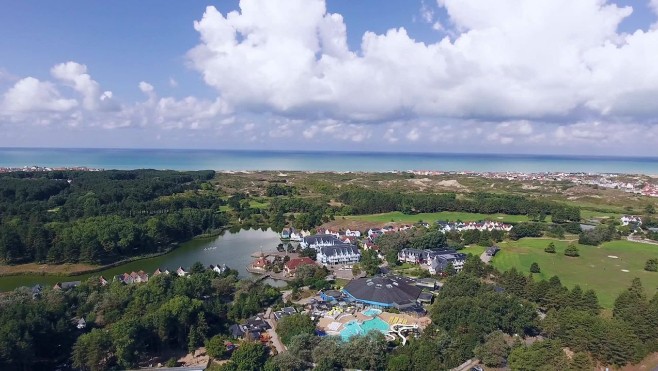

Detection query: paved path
(265, 318), (286, 354)
(480, 251), (492, 264)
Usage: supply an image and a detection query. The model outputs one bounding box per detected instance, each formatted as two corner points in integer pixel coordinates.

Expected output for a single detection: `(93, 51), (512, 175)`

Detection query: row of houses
(397, 248), (468, 275)
(103, 264), (228, 286)
(436, 220), (513, 233)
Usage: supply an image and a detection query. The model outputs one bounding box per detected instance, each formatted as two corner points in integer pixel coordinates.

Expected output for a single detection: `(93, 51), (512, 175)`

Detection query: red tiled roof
(285, 257), (316, 271)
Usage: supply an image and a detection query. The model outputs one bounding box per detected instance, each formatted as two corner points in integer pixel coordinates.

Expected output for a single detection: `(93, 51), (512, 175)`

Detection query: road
(480, 251), (492, 264)
(266, 318), (286, 354)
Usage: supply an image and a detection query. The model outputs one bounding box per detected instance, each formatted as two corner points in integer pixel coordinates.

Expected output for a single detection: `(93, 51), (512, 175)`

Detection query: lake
(0, 228), (286, 291)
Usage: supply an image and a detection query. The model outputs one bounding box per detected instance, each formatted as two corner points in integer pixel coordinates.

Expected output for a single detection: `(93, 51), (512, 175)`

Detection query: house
(428, 253), (467, 274)
(620, 215), (642, 226)
(251, 256), (268, 270)
(316, 244), (361, 266)
(76, 318), (87, 329)
(176, 266), (189, 277)
(274, 306), (297, 320)
(53, 281), (80, 290)
(398, 248), (426, 264)
(363, 240), (379, 251)
(486, 245), (501, 257)
(283, 257), (316, 276)
(229, 315), (272, 340)
(153, 268), (170, 276)
(31, 284), (42, 299)
(341, 236), (358, 245)
(345, 229), (361, 237)
(128, 271), (149, 283)
(99, 276), (109, 286)
(290, 228), (309, 242)
(210, 264), (227, 274)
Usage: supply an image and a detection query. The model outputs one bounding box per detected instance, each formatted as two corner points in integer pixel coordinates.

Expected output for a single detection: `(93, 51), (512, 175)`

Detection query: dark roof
(303, 234), (341, 245)
(343, 276), (422, 307)
(319, 244), (359, 256)
(229, 324), (244, 338)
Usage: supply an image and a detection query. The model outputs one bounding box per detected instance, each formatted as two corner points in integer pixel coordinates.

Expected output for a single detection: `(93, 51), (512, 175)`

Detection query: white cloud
(187, 0), (658, 124)
(650, 0), (658, 15)
(139, 81), (154, 94)
(169, 78), (178, 88)
(2, 77), (78, 112)
(51, 62), (104, 110)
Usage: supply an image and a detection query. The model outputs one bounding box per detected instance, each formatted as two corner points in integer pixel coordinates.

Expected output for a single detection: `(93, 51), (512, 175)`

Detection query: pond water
(0, 228), (286, 291)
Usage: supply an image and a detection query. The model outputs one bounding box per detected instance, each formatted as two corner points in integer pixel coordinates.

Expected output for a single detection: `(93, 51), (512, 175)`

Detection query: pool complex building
(342, 276), (422, 309)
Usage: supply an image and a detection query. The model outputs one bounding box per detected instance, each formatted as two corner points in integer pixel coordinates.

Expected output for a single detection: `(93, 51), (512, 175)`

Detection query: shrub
(544, 242), (556, 254)
(564, 244), (579, 257)
(530, 262), (541, 273)
(645, 258), (658, 272)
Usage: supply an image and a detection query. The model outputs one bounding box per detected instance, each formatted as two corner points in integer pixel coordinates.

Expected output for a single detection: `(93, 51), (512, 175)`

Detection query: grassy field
(579, 209), (623, 220)
(492, 238), (658, 308)
(344, 211), (530, 224)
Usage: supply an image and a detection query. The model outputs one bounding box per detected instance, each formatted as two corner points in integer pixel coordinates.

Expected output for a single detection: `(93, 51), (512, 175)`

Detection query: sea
(1, 147), (658, 174)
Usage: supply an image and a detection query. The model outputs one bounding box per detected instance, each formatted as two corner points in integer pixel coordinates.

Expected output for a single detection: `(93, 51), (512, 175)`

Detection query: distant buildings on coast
(0, 165), (102, 173)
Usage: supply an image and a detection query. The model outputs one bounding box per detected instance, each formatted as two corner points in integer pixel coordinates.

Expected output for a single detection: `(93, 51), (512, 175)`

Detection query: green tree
(564, 244), (579, 257)
(190, 261), (206, 274)
(387, 354), (413, 371)
(72, 329), (115, 371)
(644, 258), (658, 272)
(206, 335), (231, 360)
(275, 314), (316, 346)
(507, 340), (569, 371)
(544, 242), (556, 254)
(474, 330), (511, 367)
(228, 341), (268, 371)
(569, 352), (594, 371)
(530, 262), (540, 274)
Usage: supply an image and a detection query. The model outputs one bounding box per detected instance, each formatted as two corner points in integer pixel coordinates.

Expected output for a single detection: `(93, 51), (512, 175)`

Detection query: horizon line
(1, 146), (658, 161)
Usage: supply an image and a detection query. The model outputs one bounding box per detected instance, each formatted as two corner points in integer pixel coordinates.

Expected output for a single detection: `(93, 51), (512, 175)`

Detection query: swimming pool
(339, 317), (390, 341)
(340, 321), (363, 341)
(362, 308), (382, 317)
(361, 317), (390, 333)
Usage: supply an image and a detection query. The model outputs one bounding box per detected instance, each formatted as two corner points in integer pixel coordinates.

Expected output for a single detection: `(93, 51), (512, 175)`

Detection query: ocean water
(0, 147), (657, 174)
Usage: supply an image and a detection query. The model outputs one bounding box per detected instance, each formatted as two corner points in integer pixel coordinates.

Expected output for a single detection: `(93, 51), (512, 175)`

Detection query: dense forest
(0, 170), (227, 264)
(0, 265), (281, 370)
(2, 257), (655, 370)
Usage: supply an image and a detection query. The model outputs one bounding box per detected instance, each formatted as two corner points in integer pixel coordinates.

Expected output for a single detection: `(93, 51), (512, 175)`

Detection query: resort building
(284, 257), (316, 276)
(397, 248), (458, 265)
(316, 244), (361, 266)
(342, 276), (422, 310)
(300, 234), (343, 250)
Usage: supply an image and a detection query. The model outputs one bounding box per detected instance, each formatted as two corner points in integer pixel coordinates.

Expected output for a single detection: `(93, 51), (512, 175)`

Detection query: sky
(1, 0), (658, 156)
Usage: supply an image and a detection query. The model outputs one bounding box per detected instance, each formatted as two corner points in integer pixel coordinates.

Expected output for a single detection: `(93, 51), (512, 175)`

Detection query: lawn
(492, 238), (658, 308)
(344, 211), (530, 224)
(580, 209), (623, 220)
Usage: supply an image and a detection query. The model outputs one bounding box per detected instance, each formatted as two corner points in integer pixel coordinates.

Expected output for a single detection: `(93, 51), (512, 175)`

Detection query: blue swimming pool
(361, 317), (389, 333)
(340, 317), (390, 341)
(362, 308), (382, 317)
(340, 321), (363, 341)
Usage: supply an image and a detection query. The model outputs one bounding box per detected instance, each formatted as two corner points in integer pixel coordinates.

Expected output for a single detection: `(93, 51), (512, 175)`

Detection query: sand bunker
(621, 269), (630, 272)
(608, 255), (619, 259)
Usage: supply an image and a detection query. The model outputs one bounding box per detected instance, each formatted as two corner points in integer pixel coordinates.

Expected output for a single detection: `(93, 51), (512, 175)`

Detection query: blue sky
(1, 0), (658, 155)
